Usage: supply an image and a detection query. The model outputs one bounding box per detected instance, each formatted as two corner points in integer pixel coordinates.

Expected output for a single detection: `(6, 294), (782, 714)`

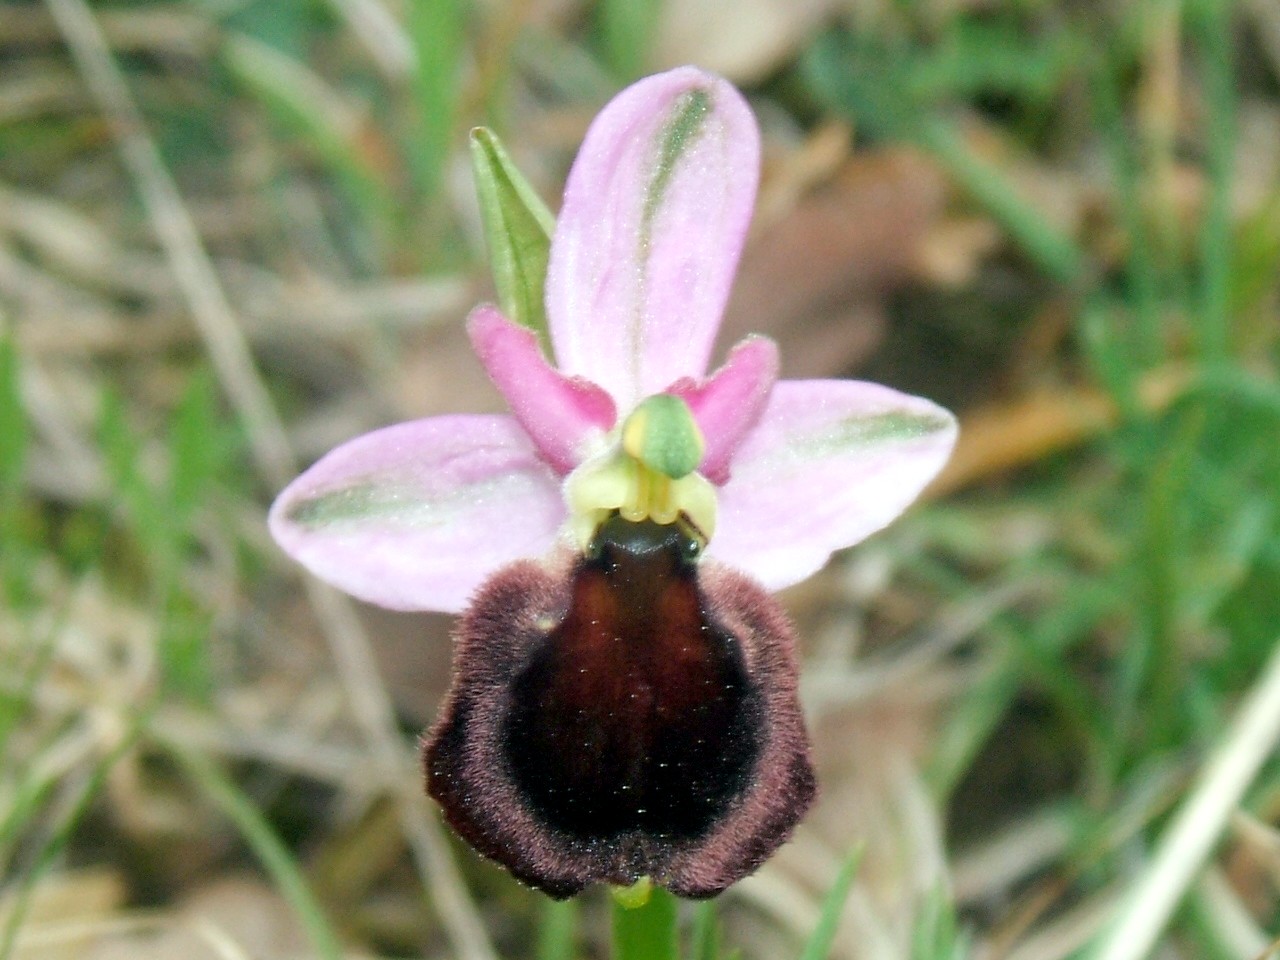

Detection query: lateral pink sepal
(467, 305), (617, 474)
(268, 415), (566, 614)
(667, 335), (778, 484)
(708, 379), (958, 590)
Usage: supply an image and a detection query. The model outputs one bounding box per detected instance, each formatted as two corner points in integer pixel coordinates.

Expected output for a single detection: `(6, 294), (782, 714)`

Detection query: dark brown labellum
(424, 515), (815, 898)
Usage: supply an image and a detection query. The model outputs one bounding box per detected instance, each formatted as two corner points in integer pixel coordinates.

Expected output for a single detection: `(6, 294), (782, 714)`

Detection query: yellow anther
(565, 414), (718, 549)
(649, 474), (678, 524)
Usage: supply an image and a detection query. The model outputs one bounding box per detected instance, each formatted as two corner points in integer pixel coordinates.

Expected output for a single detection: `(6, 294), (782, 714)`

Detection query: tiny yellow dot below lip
(610, 875), (653, 909)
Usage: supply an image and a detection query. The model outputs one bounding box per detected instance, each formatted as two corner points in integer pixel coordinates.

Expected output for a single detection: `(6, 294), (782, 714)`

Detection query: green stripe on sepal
(470, 128), (555, 357)
(642, 89), (711, 239)
(622, 394), (705, 479)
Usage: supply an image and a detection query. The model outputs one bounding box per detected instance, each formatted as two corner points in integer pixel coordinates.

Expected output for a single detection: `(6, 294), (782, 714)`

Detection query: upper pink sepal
(467, 306), (617, 474)
(545, 66), (760, 408)
(707, 380), (958, 590)
(667, 335), (778, 484)
(268, 415), (567, 614)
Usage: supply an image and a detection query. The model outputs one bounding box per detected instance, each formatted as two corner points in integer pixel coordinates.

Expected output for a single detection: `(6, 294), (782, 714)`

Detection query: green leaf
(470, 127), (555, 353)
(799, 845), (865, 960)
(612, 884), (678, 960)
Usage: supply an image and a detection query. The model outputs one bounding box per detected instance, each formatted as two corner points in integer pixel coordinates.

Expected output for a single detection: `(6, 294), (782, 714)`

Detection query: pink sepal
(708, 380), (958, 590)
(268, 415), (566, 614)
(545, 67), (760, 408)
(667, 335), (778, 484)
(467, 306), (616, 474)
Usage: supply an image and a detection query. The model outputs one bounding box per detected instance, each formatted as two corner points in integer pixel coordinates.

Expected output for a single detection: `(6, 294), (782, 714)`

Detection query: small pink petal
(268, 416), (566, 614)
(467, 306), (616, 474)
(707, 380), (957, 590)
(668, 335), (778, 484)
(545, 66), (759, 408)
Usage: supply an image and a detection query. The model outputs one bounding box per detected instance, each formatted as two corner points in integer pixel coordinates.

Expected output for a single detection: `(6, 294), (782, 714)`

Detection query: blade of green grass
(98, 388), (212, 700)
(911, 884), (969, 960)
(0, 335), (29, 607)
(906, 19), (1080, 105)
(911, 116), (1086, 287)
(1184, 880), (1264, 960)
(1187, 367), (1280, 420)
(0, 336), (26, 504)
(798, 844), (865, 960)
(223, 0), (310, 59)
(162, 737), (344, 960)
(802, 31), (1088, 288)
(222, 33), (396, 236)
(1076, 297), (1141, 419)
(1118, 410), (1203, 758)
(0, 582), (78, 778)
(927, 578), (1120, 799)
(169, 369), (229, 522)
(0, 724), (138, 960)
(1087, 34), (1162, 367)
(408, 0), (465, 204)
(98, 387), (172, 567)
(0, 733), (70, 876)
(1189, 0), (1236, 365)
(1228, 186), (1280, 319)
(1088, 638), (1280, 960)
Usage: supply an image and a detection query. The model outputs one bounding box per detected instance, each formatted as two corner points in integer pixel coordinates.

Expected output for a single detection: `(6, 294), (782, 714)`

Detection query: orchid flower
(269, 67), (956, 899)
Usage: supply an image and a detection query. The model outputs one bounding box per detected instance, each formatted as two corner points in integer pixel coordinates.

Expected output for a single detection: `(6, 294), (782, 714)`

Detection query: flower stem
(611, 886), (679, 960)
(536, 897), (579, 960)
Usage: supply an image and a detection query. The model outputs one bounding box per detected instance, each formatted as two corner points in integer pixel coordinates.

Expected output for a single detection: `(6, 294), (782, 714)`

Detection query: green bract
(469, 127), (555, 353)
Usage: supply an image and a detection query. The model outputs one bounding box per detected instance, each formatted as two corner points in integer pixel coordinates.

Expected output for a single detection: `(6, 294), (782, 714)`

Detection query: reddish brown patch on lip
(424, 517), (815, 899)
(503, 519), (762, 845)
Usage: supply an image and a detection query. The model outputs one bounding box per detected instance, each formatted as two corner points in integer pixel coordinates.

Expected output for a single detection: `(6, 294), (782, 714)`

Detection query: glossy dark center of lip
(501, 516), (762, 843)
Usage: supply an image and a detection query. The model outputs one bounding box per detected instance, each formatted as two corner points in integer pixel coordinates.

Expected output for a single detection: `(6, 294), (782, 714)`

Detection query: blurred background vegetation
(3, 0), (1280, 957)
